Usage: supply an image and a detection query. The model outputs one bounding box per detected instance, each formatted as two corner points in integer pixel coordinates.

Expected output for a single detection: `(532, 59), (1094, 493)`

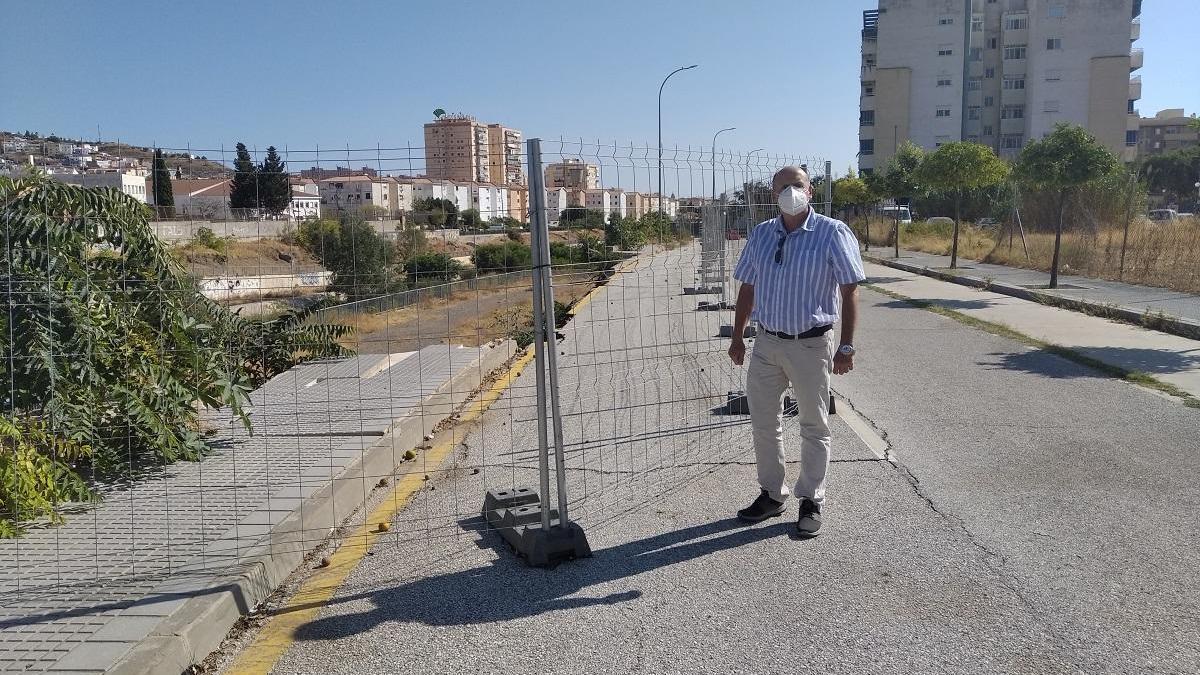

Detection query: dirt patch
(340, 273), (597, 354)
(173, 239), (323, 277)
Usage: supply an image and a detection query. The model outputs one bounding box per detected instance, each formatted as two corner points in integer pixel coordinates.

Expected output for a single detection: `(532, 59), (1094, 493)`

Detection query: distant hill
(0, 131), (231, 178)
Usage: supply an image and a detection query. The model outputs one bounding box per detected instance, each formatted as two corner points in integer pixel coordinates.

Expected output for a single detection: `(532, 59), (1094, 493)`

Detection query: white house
(52, 171), (149, 203)
(288, 189), (321, 221)
(583, 189), (612, 219)
(544, 187), (569, 226)
(608, 189), (627, 219)
(171, 179), (232, 218)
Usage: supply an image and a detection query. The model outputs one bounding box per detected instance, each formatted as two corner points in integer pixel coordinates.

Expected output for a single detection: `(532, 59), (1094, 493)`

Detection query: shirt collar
(775, 208), (816, 234)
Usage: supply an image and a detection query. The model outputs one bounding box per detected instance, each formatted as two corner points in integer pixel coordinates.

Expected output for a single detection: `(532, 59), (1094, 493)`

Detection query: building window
(972, 18), (984, 31)
(859, 139), (874, 155)
(1003, 77), (1025, 90)
(1125, 130), (1138, 146)
(968, 107), (981, 120)
(939, 16), (955, 25)
(970, 47), (983, 61)
(1045, 68), (1062, 81)
(938, 45), (954, 56)
(936, 107), (952, 118)
(988, 37), (998, 49)
(937, 76), (952, 87)
(1043, 100), (1060, 112)
(968, 77), (983, 90)
(935, 135), (952, 147)
(1005, 16), (1028, 30)
(984, 125), (994, 136)
(1048, 5), (1067, 17)
(984, 96), (995, 107)
(1128, 99), (1137, 114)
(1046, 38), (1062, 50)
(1001, 135), (1024, 149)
(985, 67), (996, 78)
(1004, 45), (1027, 60)
(1001, 105), (1025, 119)
(863, 81), (875, 96)
(860, 110), (875, 126)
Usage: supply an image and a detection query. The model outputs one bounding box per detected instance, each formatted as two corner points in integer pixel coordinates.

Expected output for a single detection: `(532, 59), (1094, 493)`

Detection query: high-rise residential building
(424, 115), (524, 185)
(544, 159), (599, 190)
(859, 0), (1143, 174)
(487, 124), (524, 185)
(1138, 109), (1200, 158)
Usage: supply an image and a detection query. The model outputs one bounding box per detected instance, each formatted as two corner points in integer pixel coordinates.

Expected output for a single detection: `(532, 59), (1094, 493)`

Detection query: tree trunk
(865, 214), (871, 251)
(950, 192), (961, 269)
(1049, 191), (1066, 289)
(894, 209), (900, 259)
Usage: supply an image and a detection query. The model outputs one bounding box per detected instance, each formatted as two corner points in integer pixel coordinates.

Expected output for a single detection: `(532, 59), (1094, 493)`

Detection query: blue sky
(2, 0), (1196, 176)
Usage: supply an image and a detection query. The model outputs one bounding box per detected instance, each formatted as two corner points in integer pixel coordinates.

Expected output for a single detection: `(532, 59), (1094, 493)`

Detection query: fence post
(824, 160), (833, 217)
(481, 139), (591, 566)
(526, 139), (554, 532)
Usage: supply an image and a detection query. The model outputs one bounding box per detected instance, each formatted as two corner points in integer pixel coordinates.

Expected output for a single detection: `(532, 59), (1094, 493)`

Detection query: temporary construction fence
(0, 137), (827, 671)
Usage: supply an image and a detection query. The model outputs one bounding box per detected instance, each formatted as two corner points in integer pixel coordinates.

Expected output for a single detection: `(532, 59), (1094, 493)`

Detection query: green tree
(460, 208), (483, 229)
(472, 241), (533, 272)
(412, 197), (458, 229)
(228, 142), (259, 213)
(1017, 123), (1119, 288)
(299, 215), (401, 299)
(404, 252), (463, 285)
(915, 141), (1010, 268)
(872, 141), (925, 254)
(258, 146), (291, 215)
(1144, 146), (1200, 205)
(832, 175), (874, 218)
(0, 172), (350, 533)
(559, 207), (606, 229)
(150, 148), (174, 218)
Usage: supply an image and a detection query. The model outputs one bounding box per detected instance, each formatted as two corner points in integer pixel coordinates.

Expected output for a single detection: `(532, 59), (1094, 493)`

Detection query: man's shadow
(293, 517), (793, 641)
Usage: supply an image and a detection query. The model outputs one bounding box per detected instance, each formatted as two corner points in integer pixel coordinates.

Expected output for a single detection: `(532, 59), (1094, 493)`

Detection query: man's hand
(728, 338), (746, 366)
(832, 352), (854, 375)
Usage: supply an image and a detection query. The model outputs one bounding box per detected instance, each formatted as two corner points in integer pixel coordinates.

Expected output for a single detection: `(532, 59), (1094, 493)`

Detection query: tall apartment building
(544, 159), (599, 191)
(859, 0), (1143, 174)
(1138, 109), (1200, 158)
(424, 115), (524, 185)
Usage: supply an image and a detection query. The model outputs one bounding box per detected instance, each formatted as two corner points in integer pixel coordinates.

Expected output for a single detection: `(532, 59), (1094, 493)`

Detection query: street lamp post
(658, 64), (698, 219)
(711, 127), (736, 202)
(745, 148), (764, 224)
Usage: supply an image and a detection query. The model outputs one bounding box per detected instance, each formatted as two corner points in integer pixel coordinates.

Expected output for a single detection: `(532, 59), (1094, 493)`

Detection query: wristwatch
(837, 344), (856, 356)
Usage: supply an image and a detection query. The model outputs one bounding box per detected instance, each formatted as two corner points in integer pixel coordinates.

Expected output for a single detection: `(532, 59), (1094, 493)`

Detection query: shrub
(472, 241), (533, 272)
(194, 226), (230, 253)
(298, 216), (403, 299)
(404, 252), (463, 285)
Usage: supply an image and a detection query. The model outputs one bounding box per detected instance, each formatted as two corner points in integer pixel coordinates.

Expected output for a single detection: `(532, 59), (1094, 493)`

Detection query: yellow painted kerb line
(226, 348), (537, 674)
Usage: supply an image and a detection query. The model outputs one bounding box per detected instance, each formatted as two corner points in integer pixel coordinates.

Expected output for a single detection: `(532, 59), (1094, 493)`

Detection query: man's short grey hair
(772, 166), (811, 186)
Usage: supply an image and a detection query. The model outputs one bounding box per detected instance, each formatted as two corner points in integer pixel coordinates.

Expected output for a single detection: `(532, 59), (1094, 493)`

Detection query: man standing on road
(728, 166), (865, 536)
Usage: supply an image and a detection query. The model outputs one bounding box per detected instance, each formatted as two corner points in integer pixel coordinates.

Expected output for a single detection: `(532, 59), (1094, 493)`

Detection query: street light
(711, 127), (735, 202)
(744, 148), (765, 224)
(658, 64), (698, 218)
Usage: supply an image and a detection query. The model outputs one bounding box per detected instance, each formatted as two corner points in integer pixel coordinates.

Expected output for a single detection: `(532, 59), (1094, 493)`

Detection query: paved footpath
(863, 261), (1200, 400)
(879, 249), (1200, 324)
(237, 245), (1200, 675)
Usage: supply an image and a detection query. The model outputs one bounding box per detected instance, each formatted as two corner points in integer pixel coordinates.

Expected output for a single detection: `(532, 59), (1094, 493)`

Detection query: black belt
(762, 324), (832, 340)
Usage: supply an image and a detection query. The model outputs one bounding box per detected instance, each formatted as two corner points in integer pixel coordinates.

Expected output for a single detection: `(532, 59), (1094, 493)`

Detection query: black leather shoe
(737, 489), (786, 522)
(796, 498), (822, 536)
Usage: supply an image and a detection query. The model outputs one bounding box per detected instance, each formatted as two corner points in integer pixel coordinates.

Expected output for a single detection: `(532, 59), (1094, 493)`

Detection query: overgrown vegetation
(0, 172), (352, 535)
(297, 215), (404, 299)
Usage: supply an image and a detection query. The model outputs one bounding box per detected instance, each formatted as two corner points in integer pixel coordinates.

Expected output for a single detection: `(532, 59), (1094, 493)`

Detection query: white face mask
(777, 185), (810, 216)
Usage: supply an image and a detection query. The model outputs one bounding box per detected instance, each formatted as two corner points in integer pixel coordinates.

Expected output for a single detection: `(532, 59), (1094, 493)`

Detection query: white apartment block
(544, 187), (569, 225)
(53, 171), (148, 203)
(583, 189), (612, 219)
(859, 0), (1143, 173)
(608, 190), (628, 219)
(318, 175), (405, 217)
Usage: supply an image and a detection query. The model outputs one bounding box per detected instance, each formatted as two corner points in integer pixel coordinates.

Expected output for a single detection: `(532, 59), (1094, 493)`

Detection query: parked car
(1148, 209), (1180, 222)
(977, 217), (999, 227)
(877, 205), (913, 224)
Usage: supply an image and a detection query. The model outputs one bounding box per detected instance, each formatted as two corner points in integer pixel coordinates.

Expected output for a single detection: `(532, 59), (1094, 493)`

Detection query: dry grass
(172, 238), (321, 277)
(855, 216), (1200, 293)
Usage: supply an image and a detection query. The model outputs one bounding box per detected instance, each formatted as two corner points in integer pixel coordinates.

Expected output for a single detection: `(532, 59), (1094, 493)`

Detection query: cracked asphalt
(251, 246), (1200, 675)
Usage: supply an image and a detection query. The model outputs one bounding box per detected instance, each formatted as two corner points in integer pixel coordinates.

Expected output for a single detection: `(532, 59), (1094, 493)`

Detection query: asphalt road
(251, 245), (1200, 675)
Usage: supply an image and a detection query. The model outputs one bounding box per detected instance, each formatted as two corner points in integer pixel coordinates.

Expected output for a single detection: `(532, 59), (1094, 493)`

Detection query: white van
(878, 205), (913, 224)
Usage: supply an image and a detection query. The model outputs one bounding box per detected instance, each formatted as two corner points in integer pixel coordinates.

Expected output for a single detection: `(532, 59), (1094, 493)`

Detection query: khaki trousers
(745, 331), (833, 505)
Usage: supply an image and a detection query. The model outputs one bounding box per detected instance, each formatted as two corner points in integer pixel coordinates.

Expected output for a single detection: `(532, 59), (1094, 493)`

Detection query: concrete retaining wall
(199, 271), (333, 302)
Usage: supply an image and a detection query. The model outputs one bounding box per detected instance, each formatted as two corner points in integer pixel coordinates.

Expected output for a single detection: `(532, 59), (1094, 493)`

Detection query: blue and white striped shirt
(732, 210), (866, 335)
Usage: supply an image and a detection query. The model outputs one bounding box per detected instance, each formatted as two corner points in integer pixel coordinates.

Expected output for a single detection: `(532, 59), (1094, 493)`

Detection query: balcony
(1129, 75), (1142, 100)
(1130, 19), (1140, 41)
(1130, 48), (1143, 71)
(862, 9), (879, 39)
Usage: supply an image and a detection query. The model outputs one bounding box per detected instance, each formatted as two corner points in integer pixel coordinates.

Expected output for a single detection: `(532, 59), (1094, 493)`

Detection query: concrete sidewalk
(869, 249), (1200, 339)
(863, 261), (1200, 401)
(0, 343), (512, 674)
